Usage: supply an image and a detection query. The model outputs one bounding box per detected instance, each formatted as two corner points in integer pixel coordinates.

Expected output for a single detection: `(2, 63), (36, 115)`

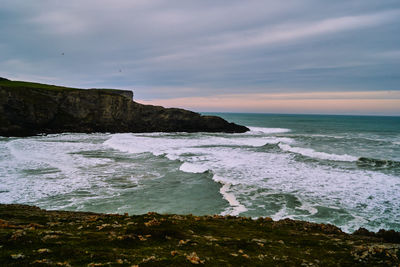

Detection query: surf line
(217, 179), (248, 216)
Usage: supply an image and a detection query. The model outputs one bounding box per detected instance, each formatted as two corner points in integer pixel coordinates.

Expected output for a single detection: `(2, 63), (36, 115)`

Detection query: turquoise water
(210, 113), (400, 163)
(0, 113), (399, 232)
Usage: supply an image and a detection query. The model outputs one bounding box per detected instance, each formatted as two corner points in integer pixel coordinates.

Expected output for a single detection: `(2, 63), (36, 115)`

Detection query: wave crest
(248, 127), (291, 134)
(278, 143), (358, 162)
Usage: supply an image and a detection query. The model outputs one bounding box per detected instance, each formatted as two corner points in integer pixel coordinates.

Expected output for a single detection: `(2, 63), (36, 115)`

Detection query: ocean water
(0, 113), (399, 233)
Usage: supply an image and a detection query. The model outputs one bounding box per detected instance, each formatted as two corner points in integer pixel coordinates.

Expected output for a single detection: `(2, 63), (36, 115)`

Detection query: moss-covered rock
(0, 79), (248, 136)
(0, 204), (399, 266)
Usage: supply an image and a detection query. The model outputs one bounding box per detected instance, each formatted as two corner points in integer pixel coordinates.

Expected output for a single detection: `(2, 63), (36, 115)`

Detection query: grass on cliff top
(0, 78), (125, 94)
(0, 79), (76, 91)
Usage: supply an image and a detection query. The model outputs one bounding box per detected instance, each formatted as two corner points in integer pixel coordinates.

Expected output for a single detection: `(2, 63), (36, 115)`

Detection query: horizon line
(199, 111), (400, 117)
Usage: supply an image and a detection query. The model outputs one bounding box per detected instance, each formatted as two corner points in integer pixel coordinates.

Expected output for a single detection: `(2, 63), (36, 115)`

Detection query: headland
(0, 78), (248, 137)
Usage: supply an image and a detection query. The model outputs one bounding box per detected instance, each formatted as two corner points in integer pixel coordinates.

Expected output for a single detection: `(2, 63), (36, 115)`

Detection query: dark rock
(377, 229), (400, 243)
(353, 227), (375, 237)
(0, 79), (249, 136)
(354, 227), (400, 244)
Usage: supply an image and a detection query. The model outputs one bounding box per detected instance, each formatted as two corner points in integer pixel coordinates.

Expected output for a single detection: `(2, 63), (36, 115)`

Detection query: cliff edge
(0, 78), (249, 136)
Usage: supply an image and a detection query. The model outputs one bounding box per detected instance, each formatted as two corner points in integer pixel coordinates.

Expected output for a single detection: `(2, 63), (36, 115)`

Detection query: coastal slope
(0, 204), (399, 266)
(0, 78), (248, 136)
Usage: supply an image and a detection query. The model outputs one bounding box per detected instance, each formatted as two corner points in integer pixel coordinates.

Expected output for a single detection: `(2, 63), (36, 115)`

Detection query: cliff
(0, 78), (249, 137)
(0, 204), (399, 266)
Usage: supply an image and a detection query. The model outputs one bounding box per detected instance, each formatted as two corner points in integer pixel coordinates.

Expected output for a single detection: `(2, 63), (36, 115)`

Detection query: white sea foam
(262, 137), (295, 145)
(0, 135), (117, 204)
(103, 131), (400, 230)
(297, 202), (318, 216)
(247, 127), (291, 134)
(271, 205), (291, 221)
(1, 129), (399, 233)
(278, 143), (358, 162)
(218, 181), (248, 216)
(104, 133), (284, 159)
(309, 134), (349, 140)
(179, 162), (209, 173)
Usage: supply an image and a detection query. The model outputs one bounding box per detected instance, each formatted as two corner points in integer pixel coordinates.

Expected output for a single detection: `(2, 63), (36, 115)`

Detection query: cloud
(206, 11), (400, 52)
(0, 0), (399, 114)
(29, 12), (89, 35)
(375, 50), (400, 59)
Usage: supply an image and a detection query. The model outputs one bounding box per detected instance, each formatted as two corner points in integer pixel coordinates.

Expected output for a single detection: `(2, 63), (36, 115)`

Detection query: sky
(0, 0), (399, 115)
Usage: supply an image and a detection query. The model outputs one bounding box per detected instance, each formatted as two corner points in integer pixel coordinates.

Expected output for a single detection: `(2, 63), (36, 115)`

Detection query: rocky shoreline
(0, 78), (248, 137)
(0, 204), (399, 266)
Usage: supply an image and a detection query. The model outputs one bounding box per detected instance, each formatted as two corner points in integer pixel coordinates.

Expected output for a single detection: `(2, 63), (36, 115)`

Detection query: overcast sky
(1, 1), (399, 114)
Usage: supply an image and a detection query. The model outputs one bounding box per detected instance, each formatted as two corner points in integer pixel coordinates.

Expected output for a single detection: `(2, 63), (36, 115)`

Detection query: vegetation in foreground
(0, 204), (399, 266)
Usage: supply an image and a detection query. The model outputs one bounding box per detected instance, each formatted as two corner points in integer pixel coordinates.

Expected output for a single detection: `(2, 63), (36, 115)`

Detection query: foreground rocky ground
(0, 204), (399, 266)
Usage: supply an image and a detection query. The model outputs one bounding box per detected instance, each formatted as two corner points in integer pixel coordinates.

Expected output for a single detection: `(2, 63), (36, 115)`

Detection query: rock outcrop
(0, 79), (249, 136)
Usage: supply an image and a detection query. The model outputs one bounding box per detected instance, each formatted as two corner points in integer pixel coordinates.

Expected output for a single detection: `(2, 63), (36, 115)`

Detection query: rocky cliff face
(0, 79), (249, 136)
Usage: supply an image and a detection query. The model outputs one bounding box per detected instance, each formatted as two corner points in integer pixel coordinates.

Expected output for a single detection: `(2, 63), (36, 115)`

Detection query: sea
(0, 113), (399, 233)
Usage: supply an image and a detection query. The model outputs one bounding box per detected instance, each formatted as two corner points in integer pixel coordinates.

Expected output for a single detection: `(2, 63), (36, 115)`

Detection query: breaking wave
(277, 143), (358, 162)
